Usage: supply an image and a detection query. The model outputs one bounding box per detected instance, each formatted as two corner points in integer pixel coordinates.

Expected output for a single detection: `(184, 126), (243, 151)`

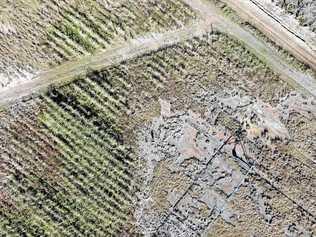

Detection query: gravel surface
(272, 0), (316, 32)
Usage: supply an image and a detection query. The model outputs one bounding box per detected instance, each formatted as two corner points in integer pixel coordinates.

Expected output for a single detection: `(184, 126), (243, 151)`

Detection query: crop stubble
(0, 28), (315, 236)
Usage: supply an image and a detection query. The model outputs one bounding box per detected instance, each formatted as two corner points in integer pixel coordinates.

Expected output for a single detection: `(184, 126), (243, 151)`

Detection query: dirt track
(0, 0), (316, 110)
(222, 0), (316, 71)
(0, 21), (210, 109)
(183, 0), (316, 97)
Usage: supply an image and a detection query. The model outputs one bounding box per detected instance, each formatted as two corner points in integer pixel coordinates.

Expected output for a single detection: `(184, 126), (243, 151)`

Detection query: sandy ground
(0, 0), (315, 111)
(222, 0), (316, 70)
(183, 0), (316, 97)
(0, 21), (209, 108)
(0, 2), (315, 234)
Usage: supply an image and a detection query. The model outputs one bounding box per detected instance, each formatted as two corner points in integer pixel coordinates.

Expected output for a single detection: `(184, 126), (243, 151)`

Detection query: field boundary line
(222, 0), (316, 71)
(182, 0), (316, 98)
(0, 21), (212, 110)
(1, 0), (316, 111)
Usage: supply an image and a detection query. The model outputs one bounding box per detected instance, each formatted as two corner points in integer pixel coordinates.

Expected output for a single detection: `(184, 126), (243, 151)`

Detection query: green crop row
(0, 30), (282, 236)
(44, 0), (196, 64)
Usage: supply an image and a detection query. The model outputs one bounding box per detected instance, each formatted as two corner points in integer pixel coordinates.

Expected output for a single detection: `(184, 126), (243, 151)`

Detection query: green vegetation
(213, 0), (246, 24)
(44, 0), (196, 64)
(242, 22), (316, 76)
(213, 0), (315, 77)
(0, 71), (134, 236)
(60, 23), (96, 53)
(0, 30), (284, 236)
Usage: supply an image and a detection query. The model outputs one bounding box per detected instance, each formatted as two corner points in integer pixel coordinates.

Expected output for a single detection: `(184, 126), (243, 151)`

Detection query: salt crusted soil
(128, 34), (315, 236)
(135, 92), (315, 236)
(0, 11), (315, 236)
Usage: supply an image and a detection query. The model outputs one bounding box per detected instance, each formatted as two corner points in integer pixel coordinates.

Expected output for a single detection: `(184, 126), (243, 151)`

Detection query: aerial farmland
(0, 0), (315, 236)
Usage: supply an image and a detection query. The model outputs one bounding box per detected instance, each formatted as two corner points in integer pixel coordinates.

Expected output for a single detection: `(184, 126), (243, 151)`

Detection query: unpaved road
(0, 0), (316, 110)
(183, 0), (316, 97)
(222, 0), (316, 71)
(0, 21), (210, 109)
